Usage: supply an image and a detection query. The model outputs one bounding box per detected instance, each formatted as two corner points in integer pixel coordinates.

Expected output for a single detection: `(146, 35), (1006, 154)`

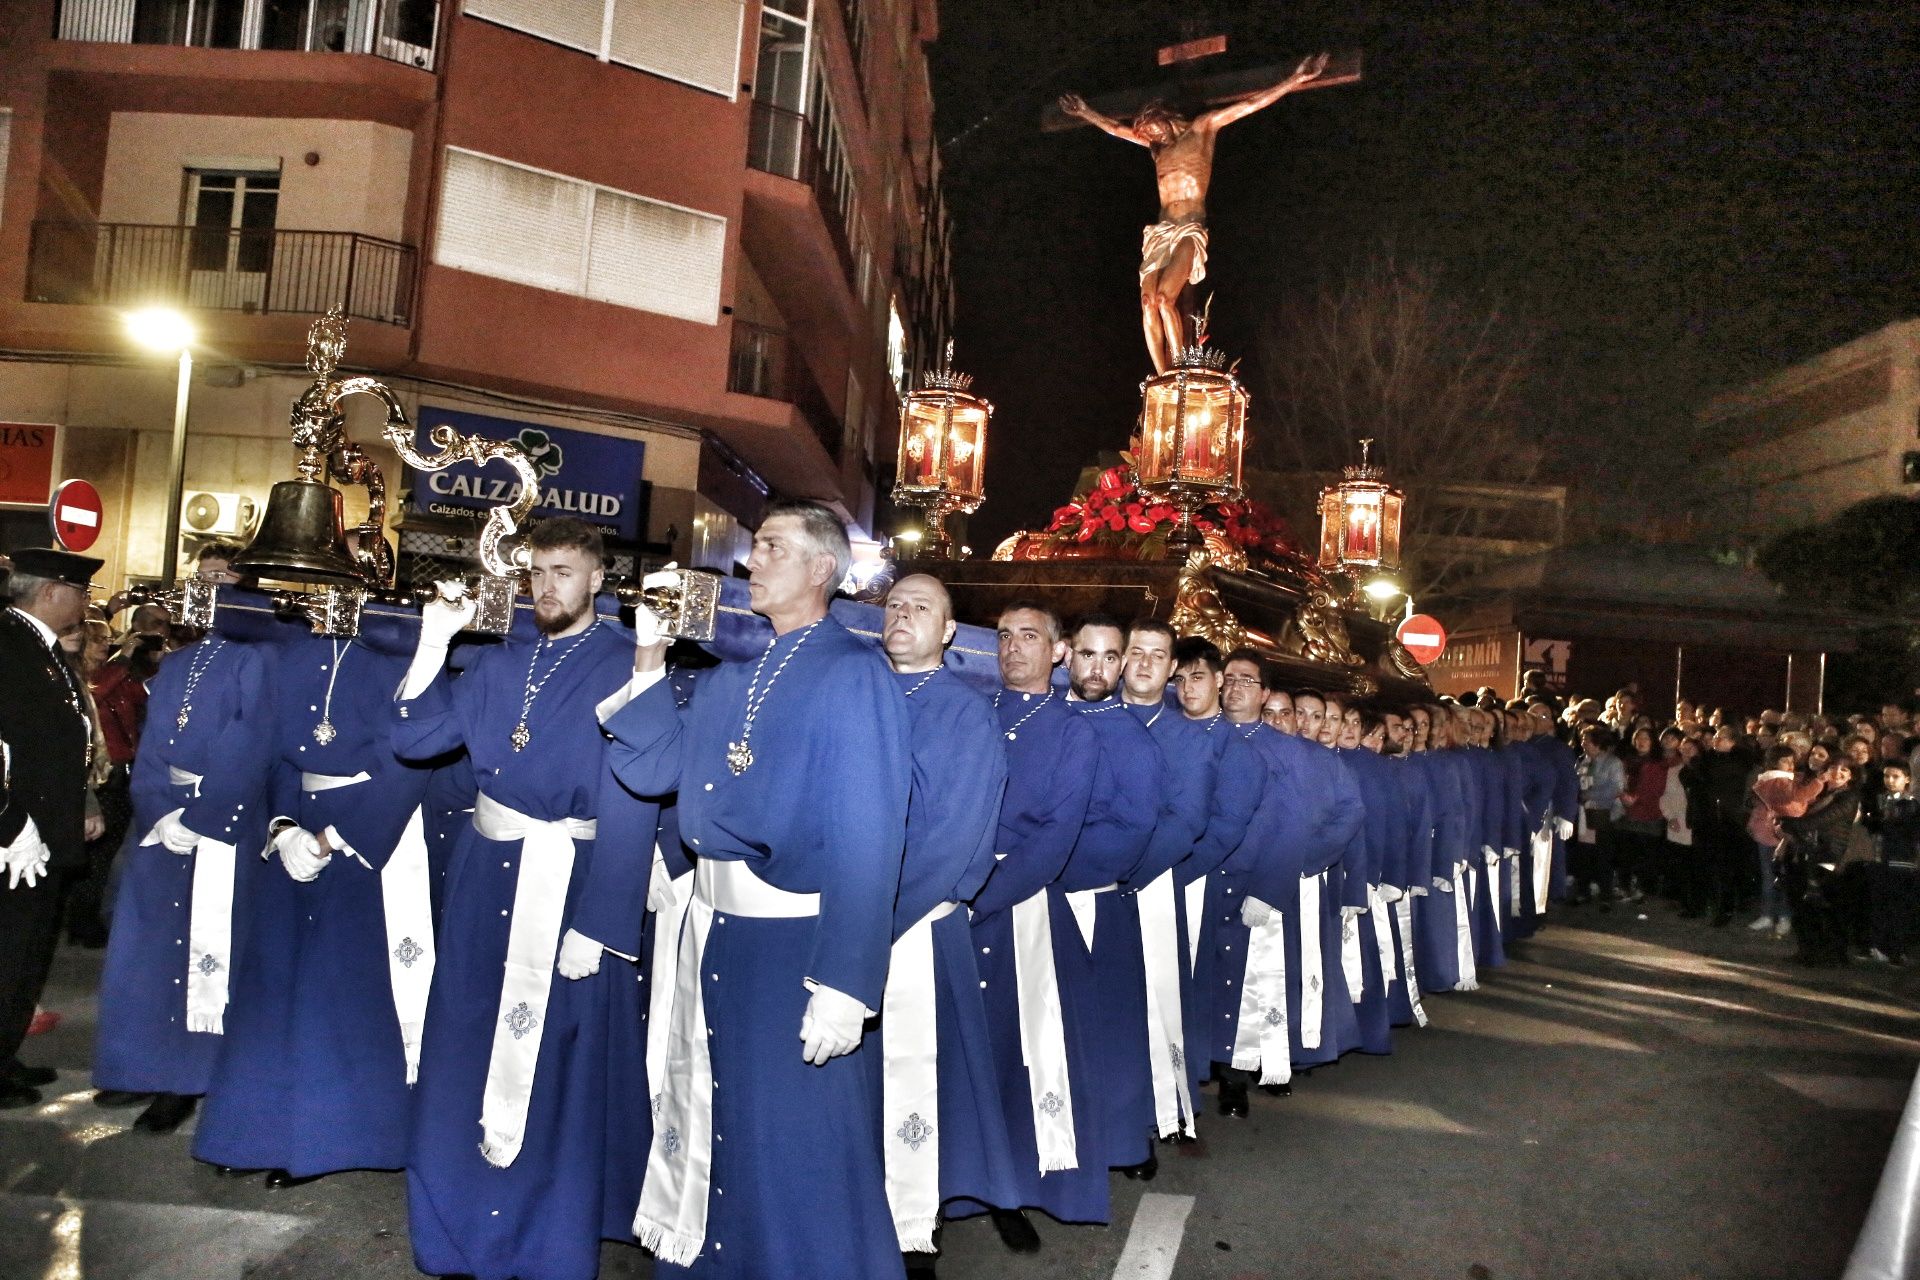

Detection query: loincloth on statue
(1139, 217), (1209, 286)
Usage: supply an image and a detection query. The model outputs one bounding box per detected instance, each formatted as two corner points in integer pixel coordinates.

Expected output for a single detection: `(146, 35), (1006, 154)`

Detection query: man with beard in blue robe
(1059, 615), (1165, 1181)
(947, 602), (1099, 1252)
(604, 501), (912, 1280)
(876, 574), (1019, 1274)
(1168, 640), (1263, 1105)
(1116, 621), (1215, 1145)
(93, 624), (276, 1134)
(193, 629), (433, 1187)
(395, 518), (652, 1280)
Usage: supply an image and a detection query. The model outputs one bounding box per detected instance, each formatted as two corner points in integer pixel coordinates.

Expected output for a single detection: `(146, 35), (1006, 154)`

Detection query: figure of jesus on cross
(1059, 52), (1330, 374)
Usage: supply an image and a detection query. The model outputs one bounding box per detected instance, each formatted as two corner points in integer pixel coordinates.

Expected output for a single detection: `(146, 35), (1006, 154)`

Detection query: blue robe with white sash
(1178, 719), (1263, 1091)
(1243, 731), (1365, 1069)
(1061, 697), (1162, 1169)
(1201, 721), (1276, 1068)
(602, 616), (912, 1280)
(1385, 755), (1437, 1026)
(1463, 746), (1510, 970)
(94, 637), (276, 1095)
(952, 690), (1101, 1225)
(1411, 751), (1470, 992)
(194, 634), (430, 1175)
(395, 622), (652, 1280)
(885, 667), (1021, 1218)
(1335, 746), (1404, 1055)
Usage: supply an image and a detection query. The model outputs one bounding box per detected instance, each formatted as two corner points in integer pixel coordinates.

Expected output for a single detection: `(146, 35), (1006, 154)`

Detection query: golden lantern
(1317, 437), (1404, 578)
(892, 341), (990, 558)
(1134, 334), (1247, 550)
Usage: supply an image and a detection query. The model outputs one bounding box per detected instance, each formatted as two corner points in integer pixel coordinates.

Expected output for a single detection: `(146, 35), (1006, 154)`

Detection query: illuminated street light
(124, 308), (197, 588)
(1362, 576), (1402, 601)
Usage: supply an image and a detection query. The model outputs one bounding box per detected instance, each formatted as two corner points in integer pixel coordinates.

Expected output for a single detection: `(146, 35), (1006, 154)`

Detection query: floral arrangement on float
(1002, 459), (1319, 576)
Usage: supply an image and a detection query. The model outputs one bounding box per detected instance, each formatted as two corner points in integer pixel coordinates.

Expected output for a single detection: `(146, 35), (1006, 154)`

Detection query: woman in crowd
(1577, 726), (1627, 905)
(1616, 726), (1669, 902)
(1777, 762), (1862, 966)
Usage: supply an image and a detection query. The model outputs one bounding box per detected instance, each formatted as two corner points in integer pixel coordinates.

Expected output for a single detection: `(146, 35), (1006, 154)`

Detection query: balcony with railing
(53, 0), (438, 69)
(27, 222), (418, 326)
(728, 318), (842, 464)
(746, 101), (856, 283)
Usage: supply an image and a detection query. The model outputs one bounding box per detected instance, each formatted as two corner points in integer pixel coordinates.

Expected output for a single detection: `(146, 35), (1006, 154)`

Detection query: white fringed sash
(1531, 826), (1555, 915)
(1136, 871), (1194, 1138)
(883, 901), (957, 1252)
(1340, 906), (1365, 1003)
(1452, 863), (1479, 992)
(1394, 897), (1429, 1028)
(1010, 889), (1077, 1172)
(470, 792), (595, 1168)
(144, 767), (237, 1035)
(1229, 905), (1290, 1086)
(1298, 871), (1325, 1050)
(636, 858), (818, 1266)
(382, 807), (436, 1084)
(1369, 885), (1398, 991)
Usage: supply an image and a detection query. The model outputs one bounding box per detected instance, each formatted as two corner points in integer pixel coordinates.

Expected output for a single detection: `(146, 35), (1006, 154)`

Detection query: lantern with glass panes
(892, 342), (990, 558)
(1317, 438), (1404, 585)
(1134, 326), (1248, 552)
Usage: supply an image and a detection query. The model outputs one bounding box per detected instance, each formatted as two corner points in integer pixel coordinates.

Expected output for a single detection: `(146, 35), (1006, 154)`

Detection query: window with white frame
(464, 0), (745, 98)
(435, 147), (725, 323)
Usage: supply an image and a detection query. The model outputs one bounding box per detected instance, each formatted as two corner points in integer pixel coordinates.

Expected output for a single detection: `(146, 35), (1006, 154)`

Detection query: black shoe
(1217, 1079), (1250, 1118)
(903, 1250), (938, 1277)
(1260, 1081), (1291, 1097)
(264, 1169), (322, 1190)
(8, 1063), (57, 1088)
(990, 1208), (1041, 1254)
(67, 922), (108, 949)
(211, 1165), (265, 1179)
(93, 1089), (152, 1108)
(132, 1093), (197, 1133)
(1118, 1151), (1158, 1181)
(0, 1083), (42, 1110)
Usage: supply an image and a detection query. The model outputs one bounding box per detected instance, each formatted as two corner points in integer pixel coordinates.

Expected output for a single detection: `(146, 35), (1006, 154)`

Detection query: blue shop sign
(410, 407), (645, 541)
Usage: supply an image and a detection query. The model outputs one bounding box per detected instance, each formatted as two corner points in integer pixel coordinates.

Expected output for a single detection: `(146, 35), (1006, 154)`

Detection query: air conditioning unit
(183, 491), (257, 537)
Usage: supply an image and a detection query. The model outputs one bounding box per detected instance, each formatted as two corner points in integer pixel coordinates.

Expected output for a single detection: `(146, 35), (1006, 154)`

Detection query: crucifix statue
(1058, 50), (1345, 373)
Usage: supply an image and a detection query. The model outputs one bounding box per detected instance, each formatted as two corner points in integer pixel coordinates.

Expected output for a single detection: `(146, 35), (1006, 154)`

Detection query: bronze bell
(234, 478), (365, 583)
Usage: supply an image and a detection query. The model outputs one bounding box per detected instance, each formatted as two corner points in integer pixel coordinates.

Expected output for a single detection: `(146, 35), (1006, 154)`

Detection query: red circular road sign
(48, 478), (104, 552)
(1397, 613), (1448, 665)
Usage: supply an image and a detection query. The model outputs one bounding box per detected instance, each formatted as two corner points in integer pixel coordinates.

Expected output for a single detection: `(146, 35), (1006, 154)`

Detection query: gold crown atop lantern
(1170, 297), (1231, 372)
(919, 339), (976, 394)
(1343, 437), (1385, 483)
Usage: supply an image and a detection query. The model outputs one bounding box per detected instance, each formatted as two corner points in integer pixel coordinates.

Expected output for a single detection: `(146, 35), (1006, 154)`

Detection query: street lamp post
(125, 308), (196, 588)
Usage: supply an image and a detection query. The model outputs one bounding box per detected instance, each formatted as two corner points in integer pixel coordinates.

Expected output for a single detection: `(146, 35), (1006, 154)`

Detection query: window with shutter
(608, 0), (744, 98)
(464, 0), (607, 56)
(586, 187), (725, 324)
(436, 149), (590, 295)
(436, 147), (726, 324)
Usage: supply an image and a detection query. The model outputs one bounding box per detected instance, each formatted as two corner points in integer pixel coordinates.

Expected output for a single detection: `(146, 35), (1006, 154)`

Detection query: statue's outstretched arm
(1197, 52), (1330, 131)
(1058, 93), (1148, 146)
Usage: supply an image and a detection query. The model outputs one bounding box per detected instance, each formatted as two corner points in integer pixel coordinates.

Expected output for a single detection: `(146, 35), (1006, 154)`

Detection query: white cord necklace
(313, 639), (348, 744)
(993, 688), (1053, 741)
(727, 619), (822, 775)
(176, 638), (226, 730)
(511, 622), (600, 752)
(902, 668), (941, 698)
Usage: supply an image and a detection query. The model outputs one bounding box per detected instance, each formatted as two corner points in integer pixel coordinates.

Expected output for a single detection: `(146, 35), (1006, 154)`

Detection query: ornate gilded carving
(1385, 639), (1426, 681)
(1169, 549), (1247, 656)
(1288, 586), (1363, 669)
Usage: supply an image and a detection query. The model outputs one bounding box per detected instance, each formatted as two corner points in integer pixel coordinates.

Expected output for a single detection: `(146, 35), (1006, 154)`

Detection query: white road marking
(1111, 1191), (1195, 1280)
(1768, 1073), (1911, 1111)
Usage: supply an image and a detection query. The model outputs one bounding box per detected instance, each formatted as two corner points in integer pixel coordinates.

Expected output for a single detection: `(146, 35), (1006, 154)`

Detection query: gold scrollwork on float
(1168, 549), (1247, 656)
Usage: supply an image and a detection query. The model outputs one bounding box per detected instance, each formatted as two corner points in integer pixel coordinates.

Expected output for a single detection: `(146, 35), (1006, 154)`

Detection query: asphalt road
(5, 898), (1916, 1280)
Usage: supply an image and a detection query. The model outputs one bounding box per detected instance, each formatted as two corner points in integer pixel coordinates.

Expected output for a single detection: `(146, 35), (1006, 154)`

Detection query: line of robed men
(88, 505), (1580, 1280)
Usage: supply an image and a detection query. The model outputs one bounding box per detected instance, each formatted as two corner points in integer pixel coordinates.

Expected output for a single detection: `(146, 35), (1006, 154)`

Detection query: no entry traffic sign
(48, 478), (104, 552)
(1397, 613), (1448, 666)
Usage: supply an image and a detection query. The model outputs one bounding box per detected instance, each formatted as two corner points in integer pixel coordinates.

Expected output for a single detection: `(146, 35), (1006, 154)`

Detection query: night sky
(927, 1), (1919, 550)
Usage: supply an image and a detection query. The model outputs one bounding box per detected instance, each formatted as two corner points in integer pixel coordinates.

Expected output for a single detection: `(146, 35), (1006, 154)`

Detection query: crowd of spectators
(1460, 677), (1920, 969)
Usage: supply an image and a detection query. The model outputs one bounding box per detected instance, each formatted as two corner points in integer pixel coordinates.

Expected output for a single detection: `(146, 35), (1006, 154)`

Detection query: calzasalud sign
(411, 407), (645, 541)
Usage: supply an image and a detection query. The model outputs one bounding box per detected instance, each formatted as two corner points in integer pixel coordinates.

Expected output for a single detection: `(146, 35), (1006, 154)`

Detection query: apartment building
(0, 0), (955, 586)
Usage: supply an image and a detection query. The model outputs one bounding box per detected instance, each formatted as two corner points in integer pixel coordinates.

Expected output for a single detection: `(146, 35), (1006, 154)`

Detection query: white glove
(157, 811), (202, 855)
(419, 588), (477, 646)
(1240, 895), (1275, 929)
(646, 848), (676, 914)
(632, 564), (680, 649)
(5, 819), (51, 890)
(274, 826), (331, 883)
(1556, 818), (1575, 841)
(556, 928), (603, 979)
(800, 984), (868, 1065)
